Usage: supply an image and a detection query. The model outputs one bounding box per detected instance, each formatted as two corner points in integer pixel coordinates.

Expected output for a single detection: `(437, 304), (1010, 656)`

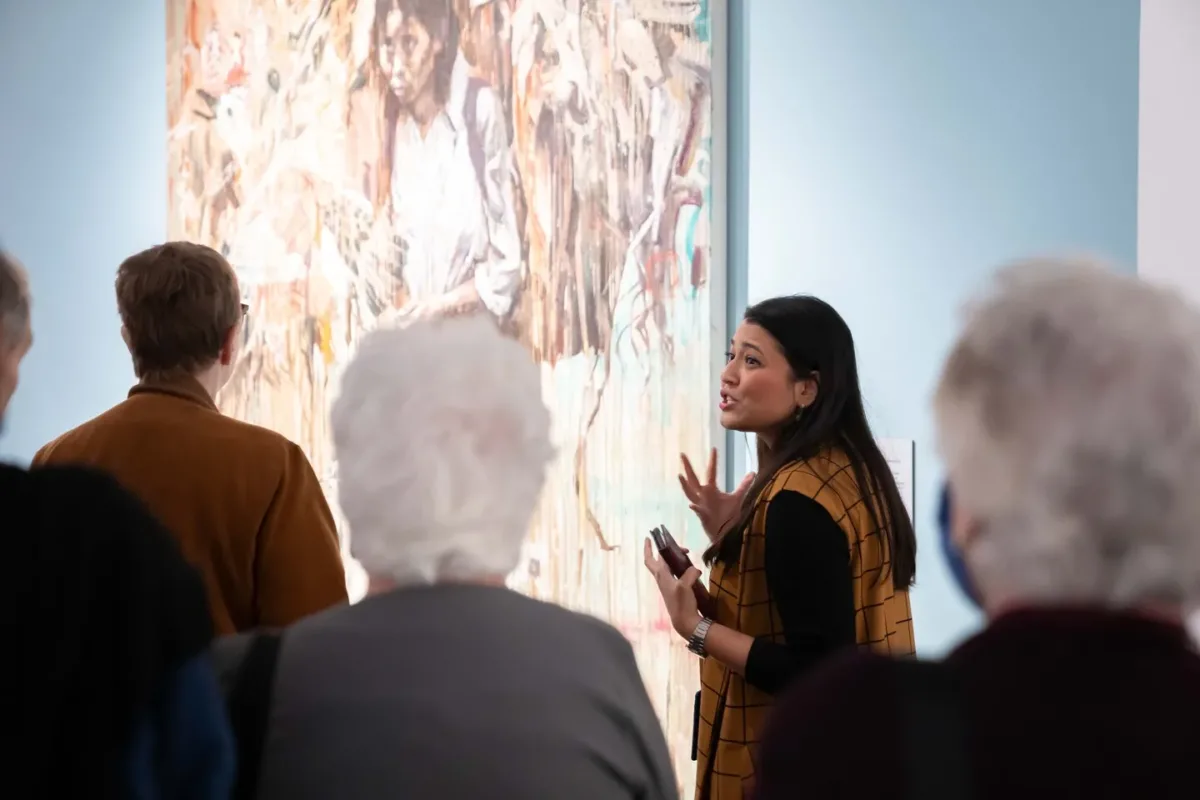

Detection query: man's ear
(120, 326), (132, 351)
(218, 325), (239, 367)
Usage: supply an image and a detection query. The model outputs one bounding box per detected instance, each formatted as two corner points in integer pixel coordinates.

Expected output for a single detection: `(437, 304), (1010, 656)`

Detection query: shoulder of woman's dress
(764, 458), (829, 499)
(771, 446), (865, 497)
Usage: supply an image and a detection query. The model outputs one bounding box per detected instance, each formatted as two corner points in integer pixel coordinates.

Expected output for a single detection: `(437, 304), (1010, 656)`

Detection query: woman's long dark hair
(702, 296), (917, 589)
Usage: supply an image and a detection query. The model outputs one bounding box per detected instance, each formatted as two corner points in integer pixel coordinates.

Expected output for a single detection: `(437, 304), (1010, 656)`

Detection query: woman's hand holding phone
(646, 526), (718, 622)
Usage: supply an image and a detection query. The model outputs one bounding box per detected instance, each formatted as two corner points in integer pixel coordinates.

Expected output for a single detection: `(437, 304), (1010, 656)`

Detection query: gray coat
(212, 584), (679, 800)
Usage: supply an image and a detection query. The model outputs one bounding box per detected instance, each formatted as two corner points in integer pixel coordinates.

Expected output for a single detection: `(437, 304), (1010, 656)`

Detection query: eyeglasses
(240, 302), (249, 318)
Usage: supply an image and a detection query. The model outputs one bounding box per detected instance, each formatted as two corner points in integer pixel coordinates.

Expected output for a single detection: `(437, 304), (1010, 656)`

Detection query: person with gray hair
(0, 249), (32, 425)
(934, 259), (1200, 613)
(751, 258), (1200, 800)
(214, 315), (678, 800)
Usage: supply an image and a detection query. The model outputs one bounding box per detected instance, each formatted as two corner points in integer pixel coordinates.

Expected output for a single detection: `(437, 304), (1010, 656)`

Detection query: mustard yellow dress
(695, 450), (916, 799)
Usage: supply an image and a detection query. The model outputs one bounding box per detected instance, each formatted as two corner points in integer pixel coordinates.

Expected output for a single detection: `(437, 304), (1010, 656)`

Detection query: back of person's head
(332, 316), (554, 587)
(116, 242), (242, 383)
(711, 295), (916, 588)
(0, 249), (32, 420)
(936, 258), (1200, 610)
(14, 466), (222, 796)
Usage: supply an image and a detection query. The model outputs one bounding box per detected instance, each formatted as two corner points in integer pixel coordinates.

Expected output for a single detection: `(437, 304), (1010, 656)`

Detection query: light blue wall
(738, 0), (1140, 653)
(0, 1), (1140, 653)
(0, 0), (165, 462)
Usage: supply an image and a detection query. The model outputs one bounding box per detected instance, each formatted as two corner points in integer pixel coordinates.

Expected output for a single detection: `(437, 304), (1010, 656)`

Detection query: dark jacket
(754, 607), (1200, 800)
(4, 462), (234, 798)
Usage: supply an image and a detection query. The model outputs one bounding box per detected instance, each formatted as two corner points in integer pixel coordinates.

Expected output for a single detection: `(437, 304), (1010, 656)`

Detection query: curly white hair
(936, 257), (1200, 608)
(332, 316), (554, 586)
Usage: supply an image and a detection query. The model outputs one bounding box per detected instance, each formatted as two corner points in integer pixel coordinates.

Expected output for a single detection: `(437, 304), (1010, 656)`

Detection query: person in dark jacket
(754, 258), (1200, 800)
(1, 248), (234, 799)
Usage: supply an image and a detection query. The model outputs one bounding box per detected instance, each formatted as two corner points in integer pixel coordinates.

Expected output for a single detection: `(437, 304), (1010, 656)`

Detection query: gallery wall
(0, 0), (1140, 659)
(0, 0), (166, 461)
(740, 0), (1140, 654)
(1139, 0), (1200, 300)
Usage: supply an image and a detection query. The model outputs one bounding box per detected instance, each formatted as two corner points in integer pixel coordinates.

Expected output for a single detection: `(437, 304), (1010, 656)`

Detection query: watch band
(687, 617), (714, 657)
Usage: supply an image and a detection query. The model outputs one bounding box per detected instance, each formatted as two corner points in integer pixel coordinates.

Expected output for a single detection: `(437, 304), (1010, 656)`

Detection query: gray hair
(331, 316), (555, 587)
(0, 250), (29, 348)
(935, 257), (1200, 609)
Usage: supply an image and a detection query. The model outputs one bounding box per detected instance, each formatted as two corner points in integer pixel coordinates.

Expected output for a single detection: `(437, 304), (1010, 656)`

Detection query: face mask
(938, 482), (981, 609)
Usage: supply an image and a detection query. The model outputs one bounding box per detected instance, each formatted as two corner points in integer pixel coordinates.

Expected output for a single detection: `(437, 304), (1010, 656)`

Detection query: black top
(4, 463), (213, 797)
(742, 490), (857, 694)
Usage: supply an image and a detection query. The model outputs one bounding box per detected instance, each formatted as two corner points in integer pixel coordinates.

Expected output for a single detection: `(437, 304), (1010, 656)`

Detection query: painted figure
(166, 0), (715, 789)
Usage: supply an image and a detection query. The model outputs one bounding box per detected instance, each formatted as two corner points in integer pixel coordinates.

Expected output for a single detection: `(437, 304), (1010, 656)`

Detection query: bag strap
(896, 659), (973, 800)
(697, 670), (732, 799)
(690, 690), (701, 761)
(228, 632), (283, 800)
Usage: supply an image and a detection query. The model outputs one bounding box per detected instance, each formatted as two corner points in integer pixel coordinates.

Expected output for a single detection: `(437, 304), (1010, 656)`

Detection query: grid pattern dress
(695, 450), (916, 799)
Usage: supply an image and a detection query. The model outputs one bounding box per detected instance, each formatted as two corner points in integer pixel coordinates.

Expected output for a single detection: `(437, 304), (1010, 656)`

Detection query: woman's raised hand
(678, 448), (755, 544)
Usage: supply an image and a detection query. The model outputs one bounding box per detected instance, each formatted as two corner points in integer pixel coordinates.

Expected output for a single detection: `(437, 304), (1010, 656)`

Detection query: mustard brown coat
(34, 376), (348, 634)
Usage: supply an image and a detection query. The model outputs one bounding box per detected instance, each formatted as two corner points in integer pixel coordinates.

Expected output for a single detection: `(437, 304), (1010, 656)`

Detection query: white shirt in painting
(388, 54), (521, 318)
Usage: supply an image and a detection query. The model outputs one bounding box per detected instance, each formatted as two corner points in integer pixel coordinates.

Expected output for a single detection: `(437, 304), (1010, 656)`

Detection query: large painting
(167, 0), (720, 787)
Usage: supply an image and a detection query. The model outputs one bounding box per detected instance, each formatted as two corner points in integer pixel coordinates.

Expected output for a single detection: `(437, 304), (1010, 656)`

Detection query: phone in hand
(650, 525), (718, 619)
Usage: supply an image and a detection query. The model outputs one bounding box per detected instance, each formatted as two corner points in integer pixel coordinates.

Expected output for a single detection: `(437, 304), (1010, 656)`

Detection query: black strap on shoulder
(896, 659), (973, 800)
(228, 632), (283, 800)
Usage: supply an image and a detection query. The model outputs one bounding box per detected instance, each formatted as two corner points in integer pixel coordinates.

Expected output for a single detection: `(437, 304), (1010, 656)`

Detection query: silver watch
(687, 617), (714, 657)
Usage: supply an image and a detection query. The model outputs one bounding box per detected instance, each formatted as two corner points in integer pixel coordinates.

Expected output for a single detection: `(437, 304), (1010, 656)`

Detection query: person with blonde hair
(754, 258), (1200, 800)
(216, 315), (677, 800)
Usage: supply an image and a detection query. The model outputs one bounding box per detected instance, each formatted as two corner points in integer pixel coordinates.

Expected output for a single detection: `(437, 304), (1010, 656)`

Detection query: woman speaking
(643, 295), (917, 800)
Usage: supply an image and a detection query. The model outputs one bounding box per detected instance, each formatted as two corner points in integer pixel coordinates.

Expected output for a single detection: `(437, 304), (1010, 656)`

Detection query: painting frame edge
(709, 0), (733, 492)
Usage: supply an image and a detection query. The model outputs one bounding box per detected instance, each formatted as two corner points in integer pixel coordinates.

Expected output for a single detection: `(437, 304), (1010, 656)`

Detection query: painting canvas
(166, 0), (720, 787)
